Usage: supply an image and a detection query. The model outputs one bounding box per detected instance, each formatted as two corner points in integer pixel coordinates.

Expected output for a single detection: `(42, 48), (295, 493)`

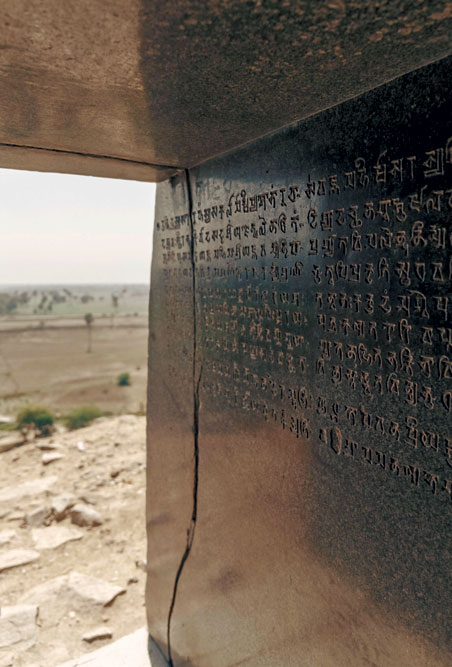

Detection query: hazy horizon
(0, 281), (149, 287)
(0, 169), (156, 285)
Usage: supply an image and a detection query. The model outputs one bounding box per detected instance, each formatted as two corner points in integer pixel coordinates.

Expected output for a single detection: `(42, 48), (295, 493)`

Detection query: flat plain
(0, 284), (149, 419)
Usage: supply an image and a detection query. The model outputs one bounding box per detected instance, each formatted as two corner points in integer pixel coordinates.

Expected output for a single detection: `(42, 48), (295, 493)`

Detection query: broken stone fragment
(0, 529), (16, 546)
(78, 493), (97, 506)
(56, 627), (149, 667)
(0, 476), (57, 505)
(135, 559), (147, 572)
(70, 503), (103, 527)
(51, 494), (75, 520)
(20, 571), (126, 610)
(0, 651), (14, 667)
(82, 626), (113, 643)
(42, 452), (64, 465)
(0, 604), (38, 651)
(31, 525), (83, 550)
(25, 506), (51, 527)
(5, 511), (24, 523)
(0, 549), (39, 573)
(0, 434), (24, 453)
(36, 441), (61, 451)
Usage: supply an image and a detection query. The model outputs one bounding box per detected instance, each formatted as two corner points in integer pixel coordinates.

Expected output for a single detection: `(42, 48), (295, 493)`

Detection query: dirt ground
(0, 414), (147, 666)
(0, 293), (151, 666)
(0, 323), (149, 418)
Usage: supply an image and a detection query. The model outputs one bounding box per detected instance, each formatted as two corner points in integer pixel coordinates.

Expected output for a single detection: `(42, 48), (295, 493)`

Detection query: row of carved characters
(160, 206), (451, 266)
(307, 225), (452, 259)
(316, 396), (452, 460)
(202, 315), (306, 352)
(203, 331), (306, 374)
(319, 427), (452, 503)
(305, 190), (452, 231)
(198, 290), (452, 348)
(199, 285), (302, 307)
(163, 236), (452, 271)
(217, 142), (452, 216)
(184, 194), (451, 249)
(199, 302), (306, 329)
(204, 376), (310, 441)
(207, 357), (299, 399)
(198, 283), (445, 328)
(196, 241), (301, 262)
(208, 358), (448, 442)
(207, 358), (452, 469)
(173, 254), (452, 287)
(317, 313), (452, 350)
(157, 177), (452, 239)
(162, 267), (193, 280)
(205, 363), (452, 499)
(160, 233), (191, 250)
(312, 257), (452, 286)
(156, 212), (191, 232)
(165, 223), (450, 266)
(158, 190), (451, 268)
(195, 264), (263, 281)
(154, 143), (452, 234)
(316, 361), (452, 412)
(162, 250), (191, 265)
(316, 291), (450, 323)
(318, 339), (452, 381)
(195, 261), (303, 283)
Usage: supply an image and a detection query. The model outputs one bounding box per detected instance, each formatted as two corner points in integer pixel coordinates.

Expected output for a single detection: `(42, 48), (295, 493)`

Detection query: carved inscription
(156, 134), (452, 505)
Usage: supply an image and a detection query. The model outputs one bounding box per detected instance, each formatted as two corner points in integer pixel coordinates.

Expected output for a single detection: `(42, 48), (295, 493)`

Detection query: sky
(0, 169), (156, 285)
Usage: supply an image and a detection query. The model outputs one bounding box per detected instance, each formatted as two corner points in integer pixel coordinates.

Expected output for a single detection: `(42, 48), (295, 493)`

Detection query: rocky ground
(0, 415), (147, 667)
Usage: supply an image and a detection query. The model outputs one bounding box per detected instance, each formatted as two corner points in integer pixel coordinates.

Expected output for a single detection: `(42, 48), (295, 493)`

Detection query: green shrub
(117, 372), (131, 387)
(64, 405), (102, 430)
(17, 406), (54, 437)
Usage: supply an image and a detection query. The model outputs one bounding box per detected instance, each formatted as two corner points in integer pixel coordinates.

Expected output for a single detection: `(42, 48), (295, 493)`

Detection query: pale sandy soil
(0, 415), (147, 667)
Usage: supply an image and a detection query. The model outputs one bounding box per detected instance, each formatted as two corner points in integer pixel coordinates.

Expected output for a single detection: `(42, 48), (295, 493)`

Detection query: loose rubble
(0, 434), (23, 454)
(0, 476), (57, 505)
(51, 495), (75, 521)
(0, 415), (146, 667)
(0, 605), (38, 651)
(0, 549), (40, 573)
(42, 452), (64, 465)
(82, 626), (113, 643)
(25, 507), (51, 528)
(0, 530), (16, 546)
(69, 504), (103, 528)
(36, 442), (60, 452)
(31, 526), (83, 550)
(20, 571), (125, 610)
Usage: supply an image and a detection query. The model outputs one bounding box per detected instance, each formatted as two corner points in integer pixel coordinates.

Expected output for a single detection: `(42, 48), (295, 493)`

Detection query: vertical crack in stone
(166, 169), (200, 666)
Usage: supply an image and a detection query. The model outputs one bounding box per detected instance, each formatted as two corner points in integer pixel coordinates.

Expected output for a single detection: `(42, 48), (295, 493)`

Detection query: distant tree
(6, 299), (17, 313)
(84, 312), (94, 353)
(111, 294), (119, 328)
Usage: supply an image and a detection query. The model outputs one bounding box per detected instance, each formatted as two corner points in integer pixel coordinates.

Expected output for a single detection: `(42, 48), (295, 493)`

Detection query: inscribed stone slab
(146, 56), (452, 666)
